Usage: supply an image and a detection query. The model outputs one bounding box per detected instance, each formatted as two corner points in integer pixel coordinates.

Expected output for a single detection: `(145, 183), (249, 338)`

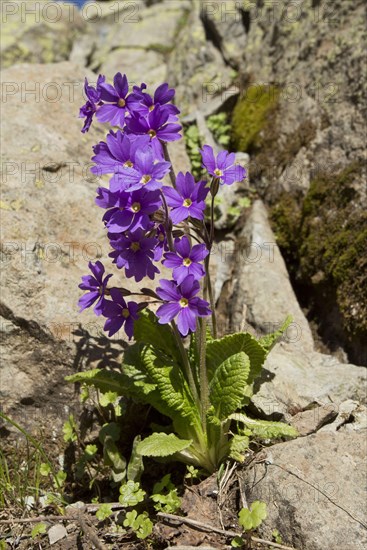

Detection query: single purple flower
(79, 74), (105, 133)
(78, 260), (112, 315)
(117, 147), (171, 192)
(96, 72), (142, 127)
(96, 187), (161, 233)
(91, 131), (150, 181)
(163, 172), (209, 224)
(200, 145), (246, 185)
(126, 105), (181, 157)
(156, 276), (211, 336)
(102, 288), (139, 339)
(109, 229), (159, 282)
(163, 236), (209, 284)
(136, 83), (180, 118)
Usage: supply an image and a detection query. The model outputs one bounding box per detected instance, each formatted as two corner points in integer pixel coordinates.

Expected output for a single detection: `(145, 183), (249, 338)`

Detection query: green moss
(230, 84), (280, 152)
(271, 162), (367, 338)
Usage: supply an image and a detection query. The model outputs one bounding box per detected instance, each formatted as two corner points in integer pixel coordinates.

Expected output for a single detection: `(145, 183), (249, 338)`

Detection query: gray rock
(242, 432), (367, 550)
(252, 344), (367, 420)
(168, 3), (233, 116)
(101, 47), (167, 88)
(48, 524), (68, 545)
(200, 0), (247, 68)
(230, 200), (314, 351)
(0, 0), (84, 68)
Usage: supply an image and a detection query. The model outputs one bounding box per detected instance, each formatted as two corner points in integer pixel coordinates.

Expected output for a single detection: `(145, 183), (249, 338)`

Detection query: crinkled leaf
(133, 309), (180, 362)
(258, 315), (292, 352)
(209, 351), (250, 420)
(206, 333), (267, 388)
(229, 435), (250, 463)
(137, 433), (192, 457)
(99, 422), (121, 443)
(229, 413), (298, 440)
(96, 504), (113, 521)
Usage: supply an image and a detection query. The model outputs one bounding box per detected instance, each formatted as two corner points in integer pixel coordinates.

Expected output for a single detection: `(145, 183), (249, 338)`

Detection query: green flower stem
(171, 321), (199, 404)
(205, 256), (217, 339)
(162, 142), (176, 188)
(159, 190), (174, 251)
(198, 317), (209, 431)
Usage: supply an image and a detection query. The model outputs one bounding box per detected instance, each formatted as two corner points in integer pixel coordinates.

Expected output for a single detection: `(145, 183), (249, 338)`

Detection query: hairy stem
(198, 317), (209, 431)
(205, 256), (217, 339)
(171, 321), (199, 403)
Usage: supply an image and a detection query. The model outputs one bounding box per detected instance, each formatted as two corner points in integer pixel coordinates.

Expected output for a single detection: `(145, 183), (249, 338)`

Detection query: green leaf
(103, 436), (127, 480)
(229, 413), (299, 440)
(137, 433), (192, 457)
(133, 310), (179, 361)
(229, 435), (250, 462)
(65, 369), (128, 395)
(231, 535), (245, 548)
(238, 501), (267, 531)
(54, 470), (66, 488)
(31, 522), (47, 539)
(39, 463), (51, 476)
(99, 422), (121, 444)
(127, 436), (144, 482)
(119, 480), (145, 507)
(99, 391), (118, 407)
(84, 444), (98, 458)
(151, 474), (181, 513)
(206, 333), (267, 388)
(123, 510), (153, 539)
(258, 315), (293, 352)
(62, 415), (77, 443)
(96, 504), (113, 521)
(209, 352), (251, 420)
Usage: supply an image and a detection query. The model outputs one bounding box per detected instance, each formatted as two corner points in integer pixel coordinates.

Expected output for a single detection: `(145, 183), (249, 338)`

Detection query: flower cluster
(78, 73), (246, 339)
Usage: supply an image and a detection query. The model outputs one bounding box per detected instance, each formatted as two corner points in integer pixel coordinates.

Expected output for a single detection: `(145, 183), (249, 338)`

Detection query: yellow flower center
(122, 308), (130, 319)
(183, 198), (192, 207)
(179, 298), (189, 308)
(158, 233), (165, 242)
(130, 242), (140, 252)
(140, 174), (152, 185)
(148, 129), (157, 139)
(214, 168), (222, 177)
(123, 160), (133, 168)
(183, 258), (192, 266)
(149, 104), (155, 112)
(118, 98), (126, 108)
(131, 202), (141, 212)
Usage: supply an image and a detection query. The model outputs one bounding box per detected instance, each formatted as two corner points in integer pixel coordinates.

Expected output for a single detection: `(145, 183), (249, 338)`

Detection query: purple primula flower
(200, 145), (246, 185)
(136, 83), (180, 118)
(163, 172), (209, 224)
(78, 260), (112, 315)
(156, 276), (211, 336)
(117, 147), (171, 192)
(102, 288), (139, 339)
(97, 72), (142, 127)
(126, 105), (182, 157)
(79, 74), (105, 133)
(91, 131), (150, 181)
(96, 187), (161, 233)
(163, 236), (209, 285)
(109, 229), (159, 282)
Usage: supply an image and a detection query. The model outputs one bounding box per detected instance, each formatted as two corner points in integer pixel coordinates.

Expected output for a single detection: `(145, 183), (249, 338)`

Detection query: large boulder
(230, 0), (367, 364)
(0, 0), (84, 68)
(242, 432), (367, 550)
